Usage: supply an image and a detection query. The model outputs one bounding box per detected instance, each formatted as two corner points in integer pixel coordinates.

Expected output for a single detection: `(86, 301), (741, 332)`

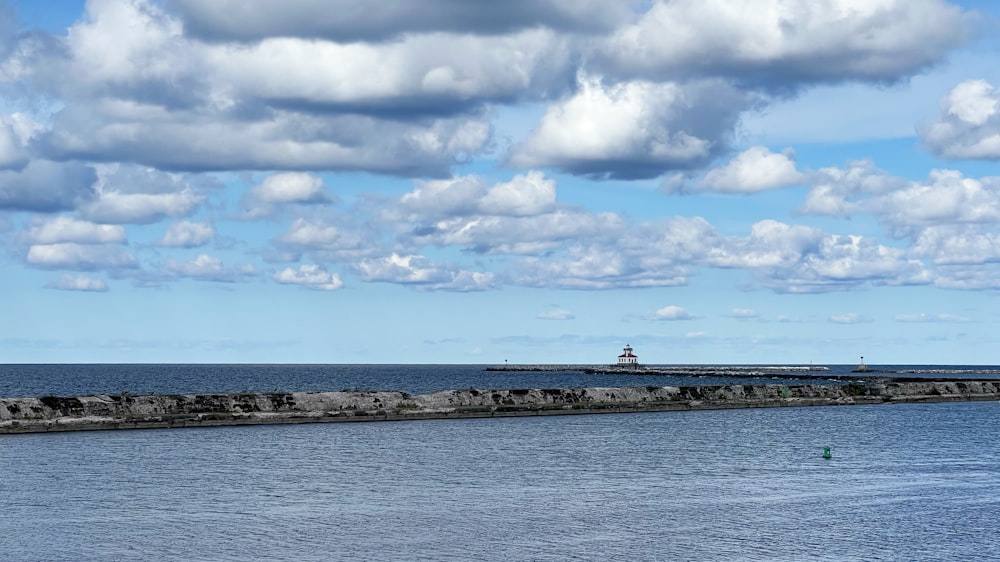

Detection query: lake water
(2, 365), (999, 560)
(2, 363), (999, 398)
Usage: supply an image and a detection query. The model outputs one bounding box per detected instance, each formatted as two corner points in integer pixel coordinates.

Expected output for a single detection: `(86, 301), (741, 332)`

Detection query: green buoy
(822, 446), (832, 459)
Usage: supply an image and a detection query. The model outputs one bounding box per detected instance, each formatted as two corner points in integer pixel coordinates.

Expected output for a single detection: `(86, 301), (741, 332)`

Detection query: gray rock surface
(3, 381), (998, 433)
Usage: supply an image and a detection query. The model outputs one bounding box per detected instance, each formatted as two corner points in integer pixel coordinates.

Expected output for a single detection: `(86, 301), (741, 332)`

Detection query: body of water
(2, 363), (999, 398)
(2, 364), (999, 560)
(2, 400), (999, 560)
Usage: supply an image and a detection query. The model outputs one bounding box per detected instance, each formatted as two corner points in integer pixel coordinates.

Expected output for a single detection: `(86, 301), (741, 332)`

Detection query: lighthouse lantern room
(617, 344), (638, 367)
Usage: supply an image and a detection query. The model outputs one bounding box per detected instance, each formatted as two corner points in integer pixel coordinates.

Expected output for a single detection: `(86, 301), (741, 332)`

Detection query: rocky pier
(3, 380), (1000, 434)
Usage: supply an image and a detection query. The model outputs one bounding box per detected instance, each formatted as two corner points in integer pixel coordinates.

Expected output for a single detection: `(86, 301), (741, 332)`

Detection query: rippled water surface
(3, 401), (999, 561)
(2, 363), (999, 398)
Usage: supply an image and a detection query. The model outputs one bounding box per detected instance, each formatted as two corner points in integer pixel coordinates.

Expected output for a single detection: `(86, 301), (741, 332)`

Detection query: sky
(2, 0), (1000, 365)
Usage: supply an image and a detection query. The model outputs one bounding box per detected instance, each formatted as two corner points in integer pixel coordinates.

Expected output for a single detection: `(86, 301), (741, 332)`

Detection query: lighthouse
(617, 344), (638, 368)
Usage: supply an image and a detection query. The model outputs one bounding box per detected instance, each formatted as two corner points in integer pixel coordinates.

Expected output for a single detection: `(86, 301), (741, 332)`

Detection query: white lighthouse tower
(617, 344), (638, 368)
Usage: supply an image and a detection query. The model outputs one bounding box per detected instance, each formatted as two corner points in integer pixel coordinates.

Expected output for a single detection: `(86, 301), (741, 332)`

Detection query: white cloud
(157, 221), (215, 248)
(945, 80), (999, 126)
(166, 254), (253, 282)
(829, 313), (871, 324)
(536, 308), (574, 320)
(705, 220), (822, 269)
(44, 274), (109, 292)
(398, 171), (557, 221)
(407, 209), (622, 256)
(241, 172), (333, 218)
(23, 0), (517, 176)
(703, 219), (929, 293)
(776, 234), (929, 293)
(909, 225), (1000, 265)
(508, 75), (752, 179)
(597, 0), (969, 86)
(26, 243), (137, 271)
(274, 218), (373, 261)
(930, 263), (1000, 290)
(0, 114), (36, 170)
(273, 264), (343, 291)
(872, 170), (1000, 228)
(800, 160), (908, 217)
(250, 172), (329, 204)
(700, 146), (803, 193)
(650, 305), (695, 321)
(513, 243), (688, 289)
(210, 29), (570, 108)
(800, 164), (1000, 235)
(80, 188), (203, 225)
(479, 171), (556, 217)
(355, 253), (495, 291)
(895, 313), (971, 323)
(23, 216), (126, 245)
(63, 0), (188, 92)
(921, 80), (1000, 159)
(730, 308), (759, 319)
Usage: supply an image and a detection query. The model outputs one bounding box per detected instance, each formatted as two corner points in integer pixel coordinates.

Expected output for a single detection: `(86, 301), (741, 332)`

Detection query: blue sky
(2, 0), (1000, 365)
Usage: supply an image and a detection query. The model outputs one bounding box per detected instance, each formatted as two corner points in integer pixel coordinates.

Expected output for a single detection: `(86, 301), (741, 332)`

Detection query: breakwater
(3, 380), (1000, 434)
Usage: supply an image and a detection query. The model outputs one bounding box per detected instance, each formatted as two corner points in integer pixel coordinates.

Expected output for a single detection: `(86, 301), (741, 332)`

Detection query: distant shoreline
(3, 380), (1000, 434)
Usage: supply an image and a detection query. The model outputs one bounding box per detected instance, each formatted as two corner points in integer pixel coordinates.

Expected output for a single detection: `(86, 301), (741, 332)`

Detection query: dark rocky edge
(3, 380), (1000, 434)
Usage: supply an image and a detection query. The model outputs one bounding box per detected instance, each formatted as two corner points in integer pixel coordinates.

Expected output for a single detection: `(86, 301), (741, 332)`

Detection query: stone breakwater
(3, 380), (1000, 434)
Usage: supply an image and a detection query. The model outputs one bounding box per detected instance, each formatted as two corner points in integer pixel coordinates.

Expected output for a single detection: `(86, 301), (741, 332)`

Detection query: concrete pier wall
(2, 381), (999, 434)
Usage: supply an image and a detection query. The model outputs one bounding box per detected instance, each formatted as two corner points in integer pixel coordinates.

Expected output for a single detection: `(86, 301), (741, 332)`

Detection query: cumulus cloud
(705, 220), (823, 269)
(650, 305), (696, 321)
(921, 80), (1000, 160)
(22, 0), (524, 176)
(699, 146), (803, 193)
(165, 254), (254, 282)
(398, 171), (557, 220)
(703, 219), (929, 292)
(730, 308), (759, 319)
(250, 173), (328, 204)
(79, 188), (203, 224)
(929, 263), (1000, 290)
(26, 243), (137, 271)
(241, 172), (332, 218)
(513, 243), (688, 289)
(771, 234), (928, 292)
(508, 75), (753, 179)
(172, 0), (629, 41)
(157, 221), (214, 248)
(800, 160), (909, 217)
(273, 218), (374, 262)
(44, 274), (108, 292)
(910, 225), (1000, 266)
(871, 170), (1000, 228)
(536, 307), (575, 320)
(0, 113), (38, 170)
(40, 103), (493, 177)
(0, 0), (990, 300)
(406, 210), (621, 256)
(595, 0), (969, 87)
(22, 216), (126, 245)
(273, 264), (343, 291)
(69, 165), (207, 224)
(209, 29), (572, 113)
(0, 160), (97, 213)
(355, 253), (495, 291)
